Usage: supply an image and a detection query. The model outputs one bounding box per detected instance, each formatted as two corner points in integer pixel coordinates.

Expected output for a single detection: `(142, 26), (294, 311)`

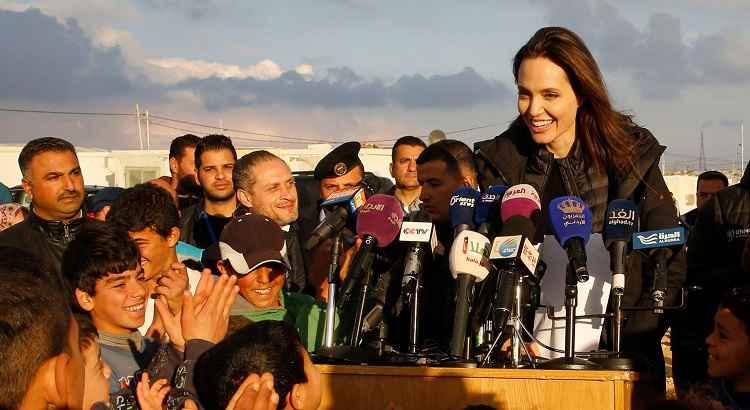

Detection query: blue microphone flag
(474, 185), (507, 227)
(449, 187), (480, 229)
(548, 196), (592, 247)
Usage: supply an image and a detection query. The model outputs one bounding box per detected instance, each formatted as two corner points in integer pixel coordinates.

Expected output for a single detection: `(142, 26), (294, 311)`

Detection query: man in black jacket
(0, 137), (85, 282)
(683, 163), (750, 392)
(233, 150), (309, 293)
(681, 170), (728, 230)
(179, 134), (238, 249)
(413, 140), (479, 349)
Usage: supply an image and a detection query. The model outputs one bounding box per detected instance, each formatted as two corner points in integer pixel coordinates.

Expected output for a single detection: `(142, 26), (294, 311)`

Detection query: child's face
(88, 267), (148, 335)
(236, 264), (285, 309)
(706, 307), (750, 380)
(129, 227), (177, 283)
(81, 337), (112, 409)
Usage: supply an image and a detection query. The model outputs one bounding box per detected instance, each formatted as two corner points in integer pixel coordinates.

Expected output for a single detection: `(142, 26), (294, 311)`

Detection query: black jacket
(179, 202), (203, 247)
(474, 124), (686, 341)
(685, 161), (750, 340)
(0, 210), (85, 282)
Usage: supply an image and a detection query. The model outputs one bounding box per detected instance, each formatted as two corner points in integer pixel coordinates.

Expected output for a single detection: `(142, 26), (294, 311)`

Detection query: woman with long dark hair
(475, 27), (685, 394)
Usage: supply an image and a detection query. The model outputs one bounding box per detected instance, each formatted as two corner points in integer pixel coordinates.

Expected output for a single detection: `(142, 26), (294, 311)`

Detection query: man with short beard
(233, 150), (309, 293)
(180, 134), (238, 249)
(0, 137), (86, 282)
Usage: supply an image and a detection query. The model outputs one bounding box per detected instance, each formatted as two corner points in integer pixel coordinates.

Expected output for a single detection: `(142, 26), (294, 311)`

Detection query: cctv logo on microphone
(399, 221), (433, 242)
(557, 197), (586, 227)
(632, 227), (685, 249)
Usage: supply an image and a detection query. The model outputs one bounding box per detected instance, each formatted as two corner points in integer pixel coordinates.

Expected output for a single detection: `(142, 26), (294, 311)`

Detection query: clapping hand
(226, 373), (280, 410)
(155, 270), (239, 350)
(154, 262), (191, 314)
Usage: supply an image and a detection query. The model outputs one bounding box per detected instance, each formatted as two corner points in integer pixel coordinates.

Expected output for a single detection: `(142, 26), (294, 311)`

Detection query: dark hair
(18, 137), (77, 178)
(391, 136), (427, 161)
(195, 134), (237, 170)
(0, 247), (71, 409)
(106, 183), (180, 238)
(697, 171), (729, 189)
(169, 134), (201, 160)
(720, 288), (750, 334)
(194, 321), (308, 410)
(234, 150), (286, 192)
(433, 139), (477, 180)
(512, 27), (636, 175)
(62, 221), (140, 301)
(416, 144), (461, 177)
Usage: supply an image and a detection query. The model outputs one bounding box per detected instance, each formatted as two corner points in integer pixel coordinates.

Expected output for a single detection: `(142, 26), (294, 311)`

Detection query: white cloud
(145, 57), (292, 84)
(295, 64), (314, 80)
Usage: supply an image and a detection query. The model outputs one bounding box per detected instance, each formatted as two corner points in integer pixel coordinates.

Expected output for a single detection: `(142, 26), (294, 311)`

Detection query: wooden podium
(316, 365), (638, 410)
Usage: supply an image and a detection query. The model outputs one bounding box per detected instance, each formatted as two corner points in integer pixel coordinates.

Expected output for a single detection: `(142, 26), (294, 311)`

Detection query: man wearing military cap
(314, 141), (367, 201)
(299, 141), (392, 300)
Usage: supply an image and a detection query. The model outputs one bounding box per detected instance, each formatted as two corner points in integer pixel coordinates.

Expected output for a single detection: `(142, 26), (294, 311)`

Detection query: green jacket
(231, 291), (338, 350)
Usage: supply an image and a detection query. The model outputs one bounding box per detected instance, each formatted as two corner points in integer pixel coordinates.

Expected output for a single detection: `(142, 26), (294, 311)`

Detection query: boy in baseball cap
(217, 213), (337, 350)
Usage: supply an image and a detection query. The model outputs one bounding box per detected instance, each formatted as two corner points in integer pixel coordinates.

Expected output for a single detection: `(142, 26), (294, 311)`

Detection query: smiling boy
(62, 221), (165, 393)
(217, 212), (335, 350)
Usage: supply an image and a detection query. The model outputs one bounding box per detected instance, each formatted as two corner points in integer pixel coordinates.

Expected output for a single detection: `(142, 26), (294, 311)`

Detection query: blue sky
(0, 0), (749, 170)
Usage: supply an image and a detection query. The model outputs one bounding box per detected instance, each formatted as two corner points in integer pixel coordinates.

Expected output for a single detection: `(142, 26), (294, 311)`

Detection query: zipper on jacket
(63, 221), (71, 241)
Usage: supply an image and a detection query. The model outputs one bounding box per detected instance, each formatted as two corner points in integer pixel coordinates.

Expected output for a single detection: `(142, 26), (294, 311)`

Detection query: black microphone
(303, 188), (366, 251)
(487, 185), (542, 336)
(548, 196), (593, 283)
(447, 188), (489, 358)
(632, 226), (686, 314)
(337, 195), (404, 309)
(398, 213), (434, 353)
(603, 200), (639, 294)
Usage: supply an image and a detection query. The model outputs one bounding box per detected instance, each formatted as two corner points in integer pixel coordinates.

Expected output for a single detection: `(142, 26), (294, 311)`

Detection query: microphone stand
(510, 273), (525, 367)
(322, 233), (342, 348)
(539, 263), (599, 370)
(315, 233), (379, 364)
(406, 245), (426, 354)
(351, 236), (376, 347)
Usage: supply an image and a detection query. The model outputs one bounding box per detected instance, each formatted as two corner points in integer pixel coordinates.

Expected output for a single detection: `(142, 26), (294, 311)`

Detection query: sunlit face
(697, 179), (726, 209)
(517, 57), (580, 156)
(417, 161), (464, 223)
(706, 307), (750, 381)
(81, 337), (112, 409)
(241, 159), (299, 226)
(391, 145), (425, 190)
(128, 227), (178, 283)
(197, 149), (236, 202)
(236, 264), (285, 309)
(86, 267), (148, 335)
(319, 166), (364, 200)
(22, 150), (84, 221)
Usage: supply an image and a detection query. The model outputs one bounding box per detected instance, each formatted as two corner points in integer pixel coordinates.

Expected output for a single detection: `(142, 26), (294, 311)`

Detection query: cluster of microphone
(307, 181), (686, 362)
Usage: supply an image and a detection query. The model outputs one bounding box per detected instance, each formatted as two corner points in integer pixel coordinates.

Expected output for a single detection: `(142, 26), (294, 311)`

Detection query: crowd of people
(1, 26), (750, 410)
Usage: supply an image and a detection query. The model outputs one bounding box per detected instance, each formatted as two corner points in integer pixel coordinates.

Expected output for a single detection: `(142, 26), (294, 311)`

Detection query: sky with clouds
(0, 0), (748, 170)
